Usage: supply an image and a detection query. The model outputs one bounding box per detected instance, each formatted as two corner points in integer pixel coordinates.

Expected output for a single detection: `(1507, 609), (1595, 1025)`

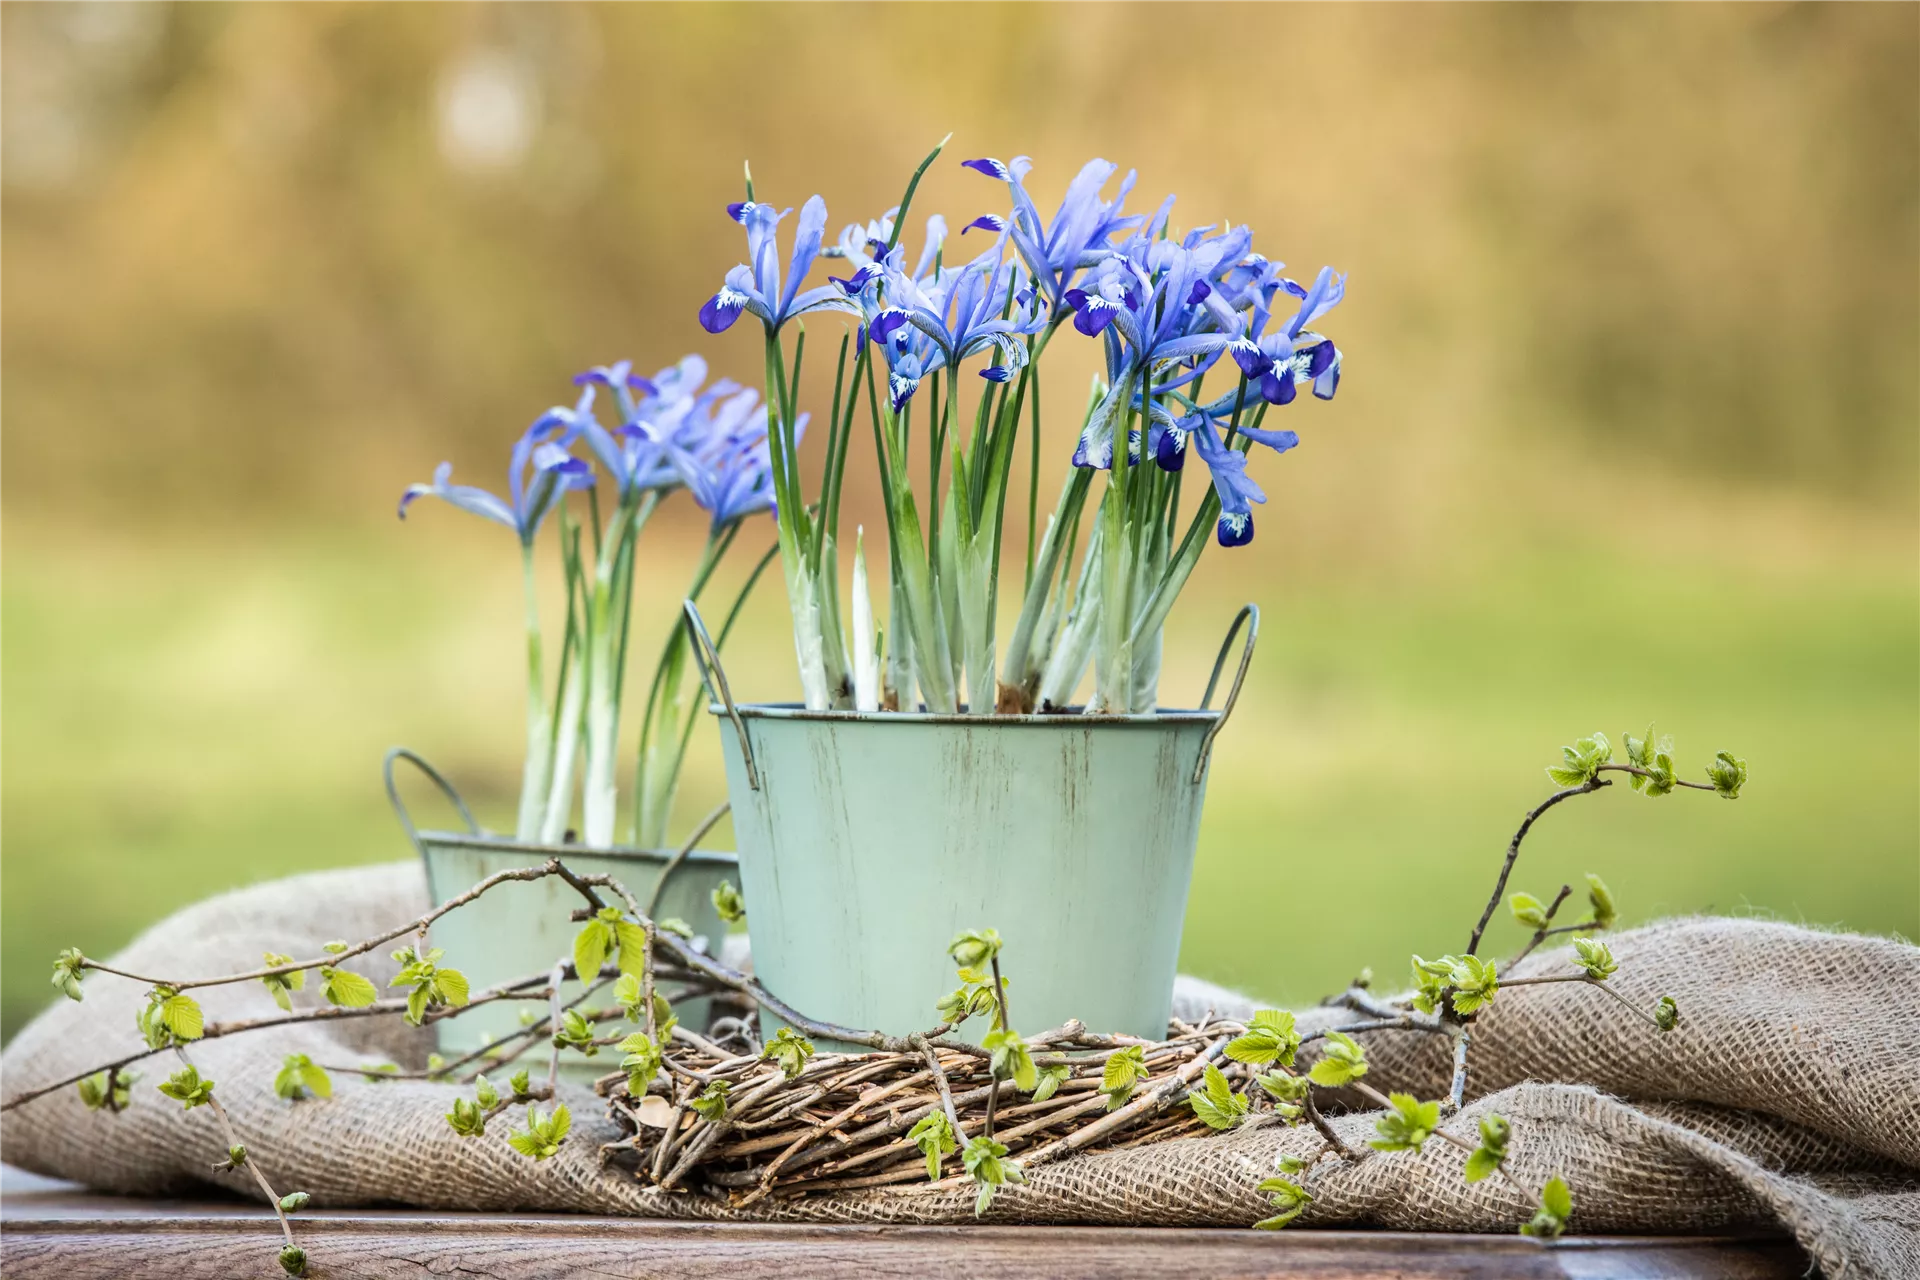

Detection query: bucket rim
(707, 701), (1224, 727)
(415, 830), (740, 867)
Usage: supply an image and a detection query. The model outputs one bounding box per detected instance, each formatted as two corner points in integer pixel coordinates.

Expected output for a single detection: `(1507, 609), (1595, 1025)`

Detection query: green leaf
(1585, 873), (1617, 929)
(1542, 1173), (1572, 1218)
(763, 1027), (816, 1080)
(76, 1069), (133, 1112)
(473, 1075), (499, 1108)
(446, 1095), (486, 1137)
(509, 1069), (532, 1098)
(1100, 1044), (1147, 1109)
(1030, 1063), (1070, 1104)
(1409, 955), (1450, 1015)
(1706, 751), (1748, 799)
(907, 1110), (958, 1181)
(613, 921), (650, 977)
(507, 1103), (571, 1159)
(1508, 892), (1549, 931)
(1654, 994), (1681, 1033)
(1571, 938), (1618, 981)
(1445, 955), (1500, 1016)
(405, 985), (430, 1026)
(612, 972), (643, 1019)
(1547, 732), (1612, 787)
(1463, 1146), (1502, 1183)
(1521, 1174), (1573, 1238)
(690, 1080), (731, 1122)
(947, 927), (1002, 971)
(1465, 1112), (1511, 1182)
(573, 917), (614, 984)
(153, 991), (204, 1041)
(982, 1027), (1038, 1092)
(1225, 1009), (1301, 1068)
(157, 1064), (214, 1110)
(278, 1191), (312, 1213)
(1369, 1092), (1441, 1152)
(1187, 1061), (1250, 1131)
(320, 967), (378, 1009)
(652, 992), (679, 1039)
(657, 917), (694, 939)
(961, 1133), (1023, 1217)
(279, 1244), (308, 1276)
(1252, 1174), (1312, 1229)
(1307, 1031), (1369, 1088)
(275, 1053), (331, 1102)
(1257, 1070), (1309, 1102)
(51, 948), (86, 1002)
(321, 940), (348, 955)
(936, 980), (999, 1026)
(711, 880), (747, 925)
(433, 968), (470, 1007)
(552, 1008), (598, 1056)
(620, 1033), (663, 1095)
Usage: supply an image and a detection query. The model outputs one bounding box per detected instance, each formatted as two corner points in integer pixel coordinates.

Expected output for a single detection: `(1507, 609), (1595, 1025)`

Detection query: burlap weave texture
(3, 862), (1914, 1277)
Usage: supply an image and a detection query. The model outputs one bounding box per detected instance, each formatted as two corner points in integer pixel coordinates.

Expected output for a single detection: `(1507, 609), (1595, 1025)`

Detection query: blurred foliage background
(4, 2), (1915, 1038)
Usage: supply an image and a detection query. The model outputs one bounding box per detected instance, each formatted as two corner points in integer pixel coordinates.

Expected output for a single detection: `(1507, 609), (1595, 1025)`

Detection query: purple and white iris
(698, 197), (861, 335)
(399, 411), (594, 545)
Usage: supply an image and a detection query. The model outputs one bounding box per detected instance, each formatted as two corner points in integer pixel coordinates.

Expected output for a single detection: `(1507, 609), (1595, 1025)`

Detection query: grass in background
(5, 516), (1912, 1037)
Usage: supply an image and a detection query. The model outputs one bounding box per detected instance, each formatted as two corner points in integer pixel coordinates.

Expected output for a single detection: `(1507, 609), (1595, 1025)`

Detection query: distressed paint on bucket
(416, 832), (737, 1070)
(714, 706), (1220, 1045)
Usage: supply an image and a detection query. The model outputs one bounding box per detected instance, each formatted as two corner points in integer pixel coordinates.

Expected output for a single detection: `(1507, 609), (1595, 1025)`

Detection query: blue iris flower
(962, 156), (1148, 312)
(1060, 226), (1257, 467)
(1185, 410), (1276, 547)
(670, 389), (802, 531)
(573, 355), (715, 500)
(1254, 266), (1346, 405)
(399, 412), (594, 546)
(699, 196), (861, 334)
(827, 213), (948, 316)
(867, 241), (1044, 409)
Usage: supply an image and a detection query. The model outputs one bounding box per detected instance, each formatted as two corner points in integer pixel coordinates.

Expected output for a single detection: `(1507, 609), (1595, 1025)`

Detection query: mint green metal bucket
(385, 750), (737, 1072)
(686, 603), (1257, 1046)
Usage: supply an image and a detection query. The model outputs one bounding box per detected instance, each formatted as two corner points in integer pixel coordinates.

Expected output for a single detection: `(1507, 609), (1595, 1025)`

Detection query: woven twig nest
(597, 1016), (1266, 1204)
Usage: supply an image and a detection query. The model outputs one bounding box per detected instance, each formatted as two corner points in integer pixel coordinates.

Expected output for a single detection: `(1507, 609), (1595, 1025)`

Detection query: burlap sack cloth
(3, 863), (1916, 1276)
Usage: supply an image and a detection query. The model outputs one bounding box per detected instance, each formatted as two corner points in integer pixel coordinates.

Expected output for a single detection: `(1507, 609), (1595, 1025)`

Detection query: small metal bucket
(384, 750), (738, 1071)
(684, 602), (1257, 1045)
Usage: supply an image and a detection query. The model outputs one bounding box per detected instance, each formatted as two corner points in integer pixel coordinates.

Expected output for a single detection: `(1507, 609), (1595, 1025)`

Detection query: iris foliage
(398, 358), (780, 845)
(696, 140), (1346, 714)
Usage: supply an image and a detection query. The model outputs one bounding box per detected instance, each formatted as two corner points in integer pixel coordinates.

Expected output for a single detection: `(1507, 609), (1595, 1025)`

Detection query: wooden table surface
(0, 1164), (1810, 1279)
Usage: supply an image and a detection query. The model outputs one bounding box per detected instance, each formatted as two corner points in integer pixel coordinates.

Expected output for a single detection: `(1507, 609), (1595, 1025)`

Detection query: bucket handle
(384, 746), (481, 857)
(1192, 603), (1259, 784)
(682, 598), (760, 791)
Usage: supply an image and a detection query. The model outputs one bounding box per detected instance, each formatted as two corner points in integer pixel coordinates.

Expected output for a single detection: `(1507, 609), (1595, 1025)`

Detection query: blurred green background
(4, 3), (1915, 1039)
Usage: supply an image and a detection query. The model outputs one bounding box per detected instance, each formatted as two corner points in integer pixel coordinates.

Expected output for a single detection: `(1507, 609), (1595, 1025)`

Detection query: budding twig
(176, 1047), (299, 1258)
(76, 860), (588, 992)
(1467, 779), (1606, 957)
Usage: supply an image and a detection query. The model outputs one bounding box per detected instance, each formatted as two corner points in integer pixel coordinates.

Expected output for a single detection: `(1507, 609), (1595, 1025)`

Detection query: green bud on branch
(711, 880), (747, 925)
(1370, 1093), (1440, 1152)
(1521, 1174), (1573, 1238)
(1187, 1061), (1250, 1131)
(506, 1103), (571, 1160)
(51, 949), (86, 1003)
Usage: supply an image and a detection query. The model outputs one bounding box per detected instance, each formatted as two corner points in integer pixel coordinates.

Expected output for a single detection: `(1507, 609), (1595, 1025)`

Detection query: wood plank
(0, 1167), (1809, 1279)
